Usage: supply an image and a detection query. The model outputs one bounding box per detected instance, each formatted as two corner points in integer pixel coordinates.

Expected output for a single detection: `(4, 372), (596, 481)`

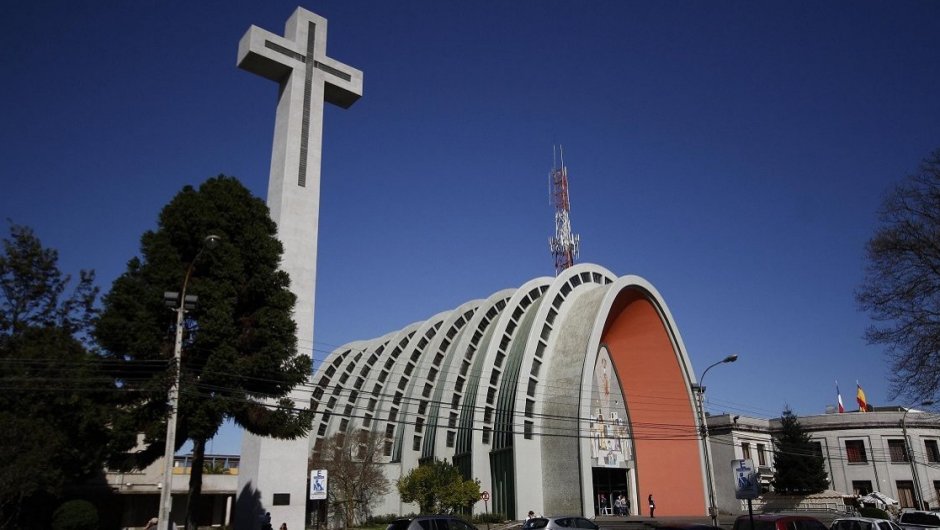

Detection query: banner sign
(309, 469), (328, 500)
(732, 459), (761, 500)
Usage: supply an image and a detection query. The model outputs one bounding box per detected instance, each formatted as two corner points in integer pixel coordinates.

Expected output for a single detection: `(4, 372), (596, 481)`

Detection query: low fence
(745, 494), (857, 515)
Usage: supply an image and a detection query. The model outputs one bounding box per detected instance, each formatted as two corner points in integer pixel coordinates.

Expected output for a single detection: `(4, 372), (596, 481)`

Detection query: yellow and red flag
(856, 382), (869, 412)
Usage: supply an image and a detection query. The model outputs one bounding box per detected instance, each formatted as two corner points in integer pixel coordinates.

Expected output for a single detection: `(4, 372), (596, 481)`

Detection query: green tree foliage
(95, 176), (313, 530)
(858, 148), (940, 403)
(309, 431), (390, 528)
(0, 224), (122, 529)
(51, 500), (99, 530)
(397, 459), (480, 514)
(771, 407), (829, 494)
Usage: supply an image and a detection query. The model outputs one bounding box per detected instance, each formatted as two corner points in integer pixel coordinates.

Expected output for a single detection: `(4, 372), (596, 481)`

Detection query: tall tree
(858, 148), (940, 404)
(95, 176), (314, 530)
(771, 407), (828, 495)
(0, 224), (122, 530)
(309, 431), (390, 528)
(397, 459), (480, 514)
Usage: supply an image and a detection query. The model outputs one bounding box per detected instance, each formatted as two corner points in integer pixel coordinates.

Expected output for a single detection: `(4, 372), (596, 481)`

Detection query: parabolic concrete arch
(577, 275), (705, 517)
(306, 264), (706, 519)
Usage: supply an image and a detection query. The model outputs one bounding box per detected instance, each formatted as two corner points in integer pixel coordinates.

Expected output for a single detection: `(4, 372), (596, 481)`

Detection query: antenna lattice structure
(549, 146), (580, 275)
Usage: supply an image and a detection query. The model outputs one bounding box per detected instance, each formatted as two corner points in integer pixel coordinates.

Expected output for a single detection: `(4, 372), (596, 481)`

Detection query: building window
(896, 480), (915, 508)
(757, 443), (767, 466)
(742, 442), (751, 460)
(925, 440), (940, 463)
(845, 440), (868, 463)
(809, 441), (823, 457)
(272, 493), (290, 506)
(889, 439), (909, 463)
(852, 480), (873, 496)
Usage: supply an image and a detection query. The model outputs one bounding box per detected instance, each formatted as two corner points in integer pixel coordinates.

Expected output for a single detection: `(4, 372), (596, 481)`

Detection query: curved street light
(695, 354), (739, 527)
(158, 235), (221, 530)
(901, 399), (934, 510)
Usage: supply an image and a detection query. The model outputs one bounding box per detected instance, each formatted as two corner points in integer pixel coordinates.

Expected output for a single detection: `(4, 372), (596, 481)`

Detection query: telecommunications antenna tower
(549, 146), (580, 275)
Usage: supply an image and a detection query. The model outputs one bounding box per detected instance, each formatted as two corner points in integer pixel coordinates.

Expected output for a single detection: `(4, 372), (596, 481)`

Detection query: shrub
(367, 513), (414, 525)
(52, 500), (98, 530)
(859, 507), (891, 520)
(473, 513), (506, 524)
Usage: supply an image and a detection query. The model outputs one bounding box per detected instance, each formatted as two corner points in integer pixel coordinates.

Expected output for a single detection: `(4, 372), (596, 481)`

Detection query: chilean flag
(836, 381), (845, 413)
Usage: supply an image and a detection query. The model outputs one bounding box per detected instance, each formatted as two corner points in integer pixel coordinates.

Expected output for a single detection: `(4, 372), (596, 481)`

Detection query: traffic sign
(481, 491), (490, 501)
(731, 459), (761, 500)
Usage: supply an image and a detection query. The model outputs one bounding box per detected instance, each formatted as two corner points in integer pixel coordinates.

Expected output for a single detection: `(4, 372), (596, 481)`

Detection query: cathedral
(308, 263), (708, 519)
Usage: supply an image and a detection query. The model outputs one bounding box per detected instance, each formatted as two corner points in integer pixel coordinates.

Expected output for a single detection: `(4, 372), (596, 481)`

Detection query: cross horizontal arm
(238, 26), (299, 82)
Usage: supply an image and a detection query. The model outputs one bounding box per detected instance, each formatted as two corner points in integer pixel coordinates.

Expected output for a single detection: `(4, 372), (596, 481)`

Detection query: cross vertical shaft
(235, 8), (362, 530)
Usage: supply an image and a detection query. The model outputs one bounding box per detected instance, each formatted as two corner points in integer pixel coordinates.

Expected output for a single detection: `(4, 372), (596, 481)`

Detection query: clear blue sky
(3, 2), (939, 455)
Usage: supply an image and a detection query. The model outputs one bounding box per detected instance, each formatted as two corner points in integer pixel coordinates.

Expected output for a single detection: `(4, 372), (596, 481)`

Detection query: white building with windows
(708, 408), (940, 514)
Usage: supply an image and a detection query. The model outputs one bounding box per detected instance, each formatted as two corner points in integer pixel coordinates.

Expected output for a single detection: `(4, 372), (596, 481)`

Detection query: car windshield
(442, 519), (476, 530)
(795, 519), (828, 530)
(833, 521), (875, 530)
(525, 519), (548, 529)
(735, 520), (778, 530)
(387, 521), (411, 530)
(572, 518), (597, 529)
(900, 513), (940, 526)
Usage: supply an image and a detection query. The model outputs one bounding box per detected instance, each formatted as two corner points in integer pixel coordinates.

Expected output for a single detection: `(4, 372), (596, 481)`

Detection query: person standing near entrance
(648, 494), (655, 517)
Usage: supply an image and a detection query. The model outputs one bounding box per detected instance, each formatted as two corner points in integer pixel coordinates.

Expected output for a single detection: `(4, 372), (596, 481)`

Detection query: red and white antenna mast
(549, 146), (580, 275)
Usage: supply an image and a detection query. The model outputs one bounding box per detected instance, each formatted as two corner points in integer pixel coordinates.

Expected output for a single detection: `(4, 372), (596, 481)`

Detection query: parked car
(521, 516), (602, 530)
(733, 514), (828, 530)
(898, 511), (940, 530)
(386, 515), (478, 530)
(832, 517), (903, 530)
(651, 524), (720, 530)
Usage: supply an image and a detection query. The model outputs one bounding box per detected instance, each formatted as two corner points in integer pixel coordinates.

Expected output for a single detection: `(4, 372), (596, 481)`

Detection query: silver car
(522, 516), (602, 530)
(832, 517), (904, 530)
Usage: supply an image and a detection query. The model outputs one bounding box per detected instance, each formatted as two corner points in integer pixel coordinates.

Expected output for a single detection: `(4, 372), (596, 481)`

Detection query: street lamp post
(901, 399), (934, 510)
(157, 235), (220, 530)
(695, 354), (739, 527)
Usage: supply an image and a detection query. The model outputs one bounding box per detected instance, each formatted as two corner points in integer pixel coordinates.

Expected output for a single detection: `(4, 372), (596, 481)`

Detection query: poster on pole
(309, 469), (328, 500)
(732, 459), (760, 500)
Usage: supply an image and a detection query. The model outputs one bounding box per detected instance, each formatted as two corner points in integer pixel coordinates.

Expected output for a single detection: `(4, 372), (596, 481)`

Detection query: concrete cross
(238, 7), (363, 189)
(235, 8), (362, 530)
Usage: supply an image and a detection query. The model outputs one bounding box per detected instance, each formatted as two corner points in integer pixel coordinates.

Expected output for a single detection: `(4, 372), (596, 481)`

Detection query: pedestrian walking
(648, 494), (655, 517)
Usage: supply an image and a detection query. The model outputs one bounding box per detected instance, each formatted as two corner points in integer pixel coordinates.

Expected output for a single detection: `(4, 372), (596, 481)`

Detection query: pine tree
(771, 407), (829, 494)
(95, 176), (314, 530)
